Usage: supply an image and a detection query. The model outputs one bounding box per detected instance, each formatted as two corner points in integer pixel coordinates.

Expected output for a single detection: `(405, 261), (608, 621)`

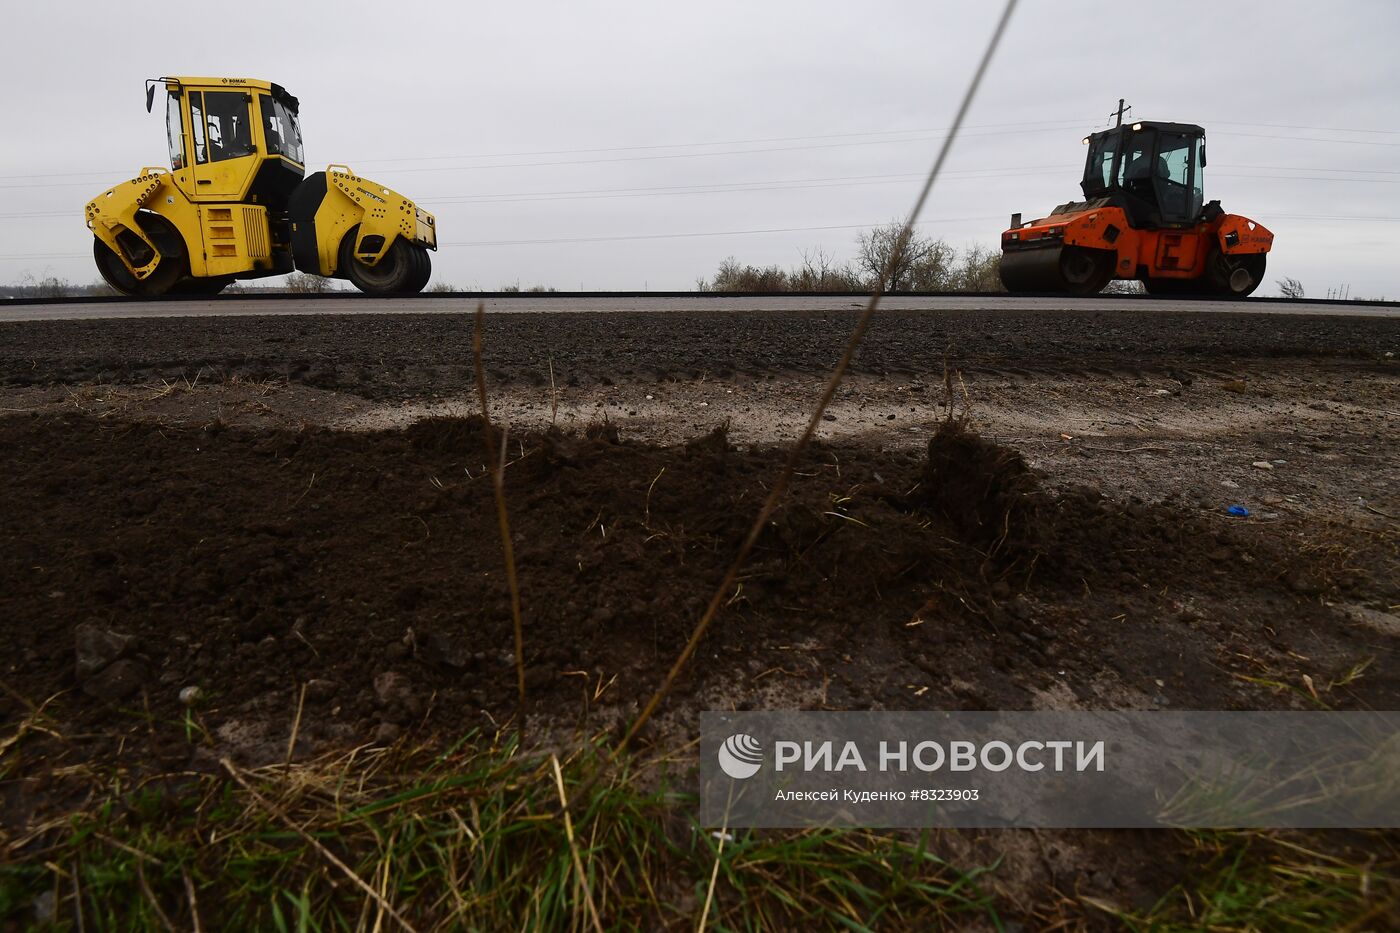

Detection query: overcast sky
(2, 0), (1398, 297)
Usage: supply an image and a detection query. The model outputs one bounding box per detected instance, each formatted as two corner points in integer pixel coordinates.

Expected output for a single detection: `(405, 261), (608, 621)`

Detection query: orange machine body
(1003, 203), (1273, 282)
(998, 118), (1274, 297)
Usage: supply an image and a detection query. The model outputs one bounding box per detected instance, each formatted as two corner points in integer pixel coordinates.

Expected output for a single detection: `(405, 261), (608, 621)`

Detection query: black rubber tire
(92, 213), (185, 298)
(339, 228), (422, 295)
(1207, 250), (1267, 299)
(1059, 246), (1114, 296)
(405, 245), (432, 292)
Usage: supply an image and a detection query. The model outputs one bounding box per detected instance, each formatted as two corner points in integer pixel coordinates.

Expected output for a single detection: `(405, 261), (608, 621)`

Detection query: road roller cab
(84, 77), (437, 297)
(1000, 118), (1272, 297)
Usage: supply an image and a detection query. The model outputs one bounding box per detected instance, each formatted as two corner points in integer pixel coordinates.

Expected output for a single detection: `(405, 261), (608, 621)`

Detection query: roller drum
(999, 245), (1067, 293)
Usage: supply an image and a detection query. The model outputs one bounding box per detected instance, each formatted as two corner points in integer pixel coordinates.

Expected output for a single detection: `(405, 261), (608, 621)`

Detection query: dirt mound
(920, 419), (1044, 563)
(403, 414), (489, 454)
(1, 412), (1391, 806)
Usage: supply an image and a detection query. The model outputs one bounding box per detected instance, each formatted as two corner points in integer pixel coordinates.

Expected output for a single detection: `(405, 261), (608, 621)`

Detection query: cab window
(1157, 133), (1192, 186)
(166, 92), (186, 170)
(1154, 132), (1196, 221)
(200, 90), (255, 163)
(260, 94), (305, 163)
(190, 93), (208, 164)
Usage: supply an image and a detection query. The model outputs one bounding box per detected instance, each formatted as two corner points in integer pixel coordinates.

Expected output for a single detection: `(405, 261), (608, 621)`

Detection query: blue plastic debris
(1226, 505), (1250, 517)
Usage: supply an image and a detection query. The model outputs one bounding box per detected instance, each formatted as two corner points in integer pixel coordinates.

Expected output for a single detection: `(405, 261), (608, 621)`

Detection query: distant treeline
(695, 223), (1007, 293)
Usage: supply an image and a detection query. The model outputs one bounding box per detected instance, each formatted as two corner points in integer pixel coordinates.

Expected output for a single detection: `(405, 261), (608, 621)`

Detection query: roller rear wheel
(339, 228), (427, 295)
(1207, 250), (1266, 299)
(1059, 247), (1114, 295)
(405, 245), (432, 292)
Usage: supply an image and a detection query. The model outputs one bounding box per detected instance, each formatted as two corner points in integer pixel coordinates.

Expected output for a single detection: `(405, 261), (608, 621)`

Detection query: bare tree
(1276, 277), (1305, 299)
(949, 243), (1005, 292)
(854, 223), (955, 292)
(792, 247), (864, 291)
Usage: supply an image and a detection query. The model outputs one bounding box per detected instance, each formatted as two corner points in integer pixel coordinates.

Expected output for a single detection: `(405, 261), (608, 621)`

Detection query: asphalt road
(3, 293), (1399, 323)
(3, 298), (1397, 401)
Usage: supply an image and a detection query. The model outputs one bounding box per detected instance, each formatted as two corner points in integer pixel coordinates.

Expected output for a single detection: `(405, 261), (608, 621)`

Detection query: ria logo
(718, 733), (764, 779)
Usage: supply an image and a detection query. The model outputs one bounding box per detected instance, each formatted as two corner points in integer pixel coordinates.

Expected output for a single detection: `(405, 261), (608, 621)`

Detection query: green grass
(1110, 832), (1398, 932)
(1, 732), (1001, 931)
(5, 722), (1396, 931)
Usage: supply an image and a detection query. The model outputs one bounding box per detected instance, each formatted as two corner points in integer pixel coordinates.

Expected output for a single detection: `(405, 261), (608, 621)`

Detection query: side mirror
(146, 83), (156, 113)
(1200, 144), (1207, 167)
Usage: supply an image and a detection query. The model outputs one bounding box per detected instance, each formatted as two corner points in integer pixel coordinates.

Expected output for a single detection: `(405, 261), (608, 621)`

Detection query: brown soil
(3, 411), (1394, 774)
(2, 304), (1398, 924)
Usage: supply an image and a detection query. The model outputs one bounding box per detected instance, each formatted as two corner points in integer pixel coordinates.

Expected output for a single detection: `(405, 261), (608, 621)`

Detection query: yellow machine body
(84, 76), (437, 296)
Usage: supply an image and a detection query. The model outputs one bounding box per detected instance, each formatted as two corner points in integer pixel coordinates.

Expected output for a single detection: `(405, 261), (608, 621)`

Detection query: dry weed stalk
(618, 0), (1020, 754)
(472, 304), (528, 719)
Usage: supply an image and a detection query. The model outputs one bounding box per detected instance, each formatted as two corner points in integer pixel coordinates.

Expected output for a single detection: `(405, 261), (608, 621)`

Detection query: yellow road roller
(84, 76), (437, 296)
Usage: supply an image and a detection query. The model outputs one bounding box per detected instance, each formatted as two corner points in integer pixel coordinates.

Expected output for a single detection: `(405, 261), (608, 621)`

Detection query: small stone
(1252, 461), (1273, 470)
(371, 722), (402, 745)
(1220, 479), (1240, 489)
(1221, 379), (1248, 393)
(822, 413), (837, 422)
(374, 671), (416, 707)
(74, 623), (133, 678)
(179, 686), (203, 706)
(417, 630), (473, 669)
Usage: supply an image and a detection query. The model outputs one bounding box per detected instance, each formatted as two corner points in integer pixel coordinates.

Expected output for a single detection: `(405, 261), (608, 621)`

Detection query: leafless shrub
(1277, 277), (1305, 299)
(948, 242), (1005, 292)
(707, 257), (791, 291)
(698, 230), (1008, 293)
(1102, 278), (1145, 295)
(9, 272), (79, 298)
(284, 272), (334, 294)
(791, 247), (866, 291)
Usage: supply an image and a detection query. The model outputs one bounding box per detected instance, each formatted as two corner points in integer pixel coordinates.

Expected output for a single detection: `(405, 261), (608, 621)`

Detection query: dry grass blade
(551, 754), (605, 933)
(220, 757), (421, 933)
(182, 867), (202, 933)
(135, 860), (176, 932)
(619, 0), (1020, 753)
(286, 681), (308, 767)
(473, 302), (528, 717)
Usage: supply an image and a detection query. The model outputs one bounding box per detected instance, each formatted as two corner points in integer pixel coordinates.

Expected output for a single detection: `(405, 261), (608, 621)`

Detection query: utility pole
(1111, 98), (1132, 128)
